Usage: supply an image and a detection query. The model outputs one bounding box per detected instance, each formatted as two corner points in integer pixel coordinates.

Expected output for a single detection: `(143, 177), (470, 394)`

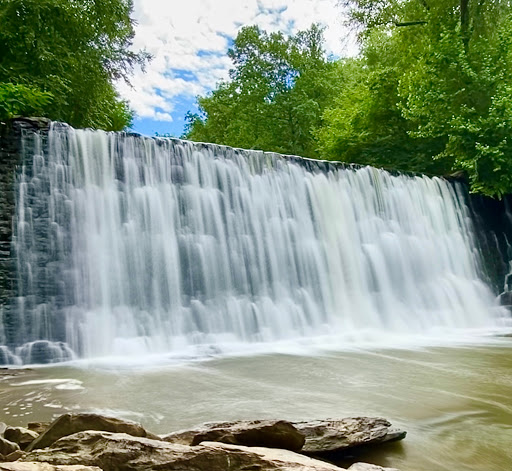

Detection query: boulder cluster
(0, 413), (406, 470)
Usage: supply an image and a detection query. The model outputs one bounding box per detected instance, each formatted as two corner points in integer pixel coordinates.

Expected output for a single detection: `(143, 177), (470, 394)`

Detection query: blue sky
(120, 0), (358, 138)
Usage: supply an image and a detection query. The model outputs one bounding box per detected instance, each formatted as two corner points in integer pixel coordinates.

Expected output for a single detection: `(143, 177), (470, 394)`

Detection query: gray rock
(498, 291), (512, 306)
(0, 436), (20, 456)
(5, 450), (26, 461)
(24, 431), (344, 471)
(0, 464), (102, 471)
(348, 464), (401, 471)
(26, 423), (50, 435)
(26, 413), (151, 452)
(161, 419), (305, 451)
(4, 427), (39, 449)
(293, 418), (406, 454)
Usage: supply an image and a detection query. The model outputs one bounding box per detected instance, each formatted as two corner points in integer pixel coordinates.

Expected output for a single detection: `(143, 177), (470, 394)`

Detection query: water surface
(2, 342), (512, 471)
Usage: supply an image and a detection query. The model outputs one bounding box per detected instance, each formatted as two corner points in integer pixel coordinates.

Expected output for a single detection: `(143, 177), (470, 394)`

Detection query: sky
(119, 0), (358, 138)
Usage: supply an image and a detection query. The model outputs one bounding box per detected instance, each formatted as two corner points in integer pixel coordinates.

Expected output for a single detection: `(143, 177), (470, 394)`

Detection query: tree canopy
(319, 0), (512, 197)
(185, 24), (333, 158)
(0, 0), (149, 130)
(186, 1), (512, 197)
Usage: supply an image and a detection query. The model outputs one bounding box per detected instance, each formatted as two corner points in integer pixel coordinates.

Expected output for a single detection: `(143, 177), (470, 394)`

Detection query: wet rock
(24, 431), (344, 471)
(348, 464), (400, 471)
(0, 347), (19, 366)
(5, 450), (26, 461)
(161, 419), (305, 451)
(4, 427), (39, 449)
(0, 464), (102, 471)
(16, 341), (74, 365)
(0, 436), (20, 456)
(26, 413), (151, 451)
(27, 424), (50, 436)
(293, 418), (406, 454)
(498, 291), (512, 306)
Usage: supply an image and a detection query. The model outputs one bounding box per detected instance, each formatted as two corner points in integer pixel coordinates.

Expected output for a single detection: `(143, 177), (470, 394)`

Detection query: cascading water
(0, 124), (503, 364)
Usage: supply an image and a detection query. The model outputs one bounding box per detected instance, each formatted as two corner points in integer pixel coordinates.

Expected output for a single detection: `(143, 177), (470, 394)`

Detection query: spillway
(0, 124), (502, 364)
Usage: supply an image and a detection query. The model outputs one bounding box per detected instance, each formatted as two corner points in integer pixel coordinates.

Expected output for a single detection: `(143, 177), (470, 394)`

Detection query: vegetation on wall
(0, 0), (149, 131)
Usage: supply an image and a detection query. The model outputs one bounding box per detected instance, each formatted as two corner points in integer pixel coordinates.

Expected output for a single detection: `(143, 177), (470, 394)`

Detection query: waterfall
(0, 124), (502, 363)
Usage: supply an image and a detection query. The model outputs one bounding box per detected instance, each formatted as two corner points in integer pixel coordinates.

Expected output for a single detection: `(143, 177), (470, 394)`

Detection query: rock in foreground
(3, 428), (39, 450)
(26, 414), (154, 452)
(0, 437), (20, 458)
(24, 431), (344, 471)
(161, 419), (305, 451)
(293, 418), (406, 454)
(348, 464), (401, 471)
(0, 464), (101, 471)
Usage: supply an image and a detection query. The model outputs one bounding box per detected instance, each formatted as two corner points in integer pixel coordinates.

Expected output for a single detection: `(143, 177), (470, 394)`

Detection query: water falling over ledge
(0, 123), (504, 364)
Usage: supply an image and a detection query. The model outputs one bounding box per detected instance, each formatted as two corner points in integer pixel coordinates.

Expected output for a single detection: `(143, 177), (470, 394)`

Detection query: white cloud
(121, 0), (358, 123)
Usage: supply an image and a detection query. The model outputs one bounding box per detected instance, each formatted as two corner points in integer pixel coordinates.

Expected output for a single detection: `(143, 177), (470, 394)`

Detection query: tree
(186, 25), (333, 158)
(319, 0), (512, 196)
(0, 83), (52, 122)
(0, 0), (149, 130)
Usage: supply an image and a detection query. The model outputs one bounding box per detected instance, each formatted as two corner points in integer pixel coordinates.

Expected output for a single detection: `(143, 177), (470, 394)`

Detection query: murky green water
(1, 342), (512, 471)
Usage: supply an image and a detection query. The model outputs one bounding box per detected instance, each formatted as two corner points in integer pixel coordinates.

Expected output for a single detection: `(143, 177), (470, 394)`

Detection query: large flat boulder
(161, 419), (305, 451)
(0, 464), (102, 471)
(293, 418), (406, 454)
(25, 414), (151, 452)
(23, 431), (344, 471)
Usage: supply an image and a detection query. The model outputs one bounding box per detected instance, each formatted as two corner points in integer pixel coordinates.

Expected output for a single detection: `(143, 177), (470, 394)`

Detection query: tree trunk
(461, 0), (470, 53)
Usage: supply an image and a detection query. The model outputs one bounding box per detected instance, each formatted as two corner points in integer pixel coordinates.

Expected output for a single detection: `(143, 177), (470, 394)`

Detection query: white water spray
(3, 125), (501, 361)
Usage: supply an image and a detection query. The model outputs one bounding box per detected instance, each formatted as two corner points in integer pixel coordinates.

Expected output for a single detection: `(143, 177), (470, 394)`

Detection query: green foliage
(319, 0), (512, 197)
(186, 25), (333, 158)
(183, 1), (512, 196)
(0, 0), (148, 130)
(0, 82), (52, 121)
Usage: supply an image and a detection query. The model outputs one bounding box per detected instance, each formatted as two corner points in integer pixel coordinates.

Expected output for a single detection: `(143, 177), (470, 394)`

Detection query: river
(2, 339), (512, 471)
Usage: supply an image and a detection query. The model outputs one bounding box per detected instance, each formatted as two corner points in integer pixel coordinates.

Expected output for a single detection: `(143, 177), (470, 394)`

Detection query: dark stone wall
(0, 120), (23, 305)
(469, 194), (512, 298)
(0, 118), (50, 305)
(0, 118), (511, 314)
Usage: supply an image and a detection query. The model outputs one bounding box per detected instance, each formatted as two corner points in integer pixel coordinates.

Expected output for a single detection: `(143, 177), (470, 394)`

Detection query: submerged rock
(0, 347), (19, 366)
(4, 427), (39, 449)
(293, 418), (406, 454)
(26, 413), (152, 452)
(24, 431), (344, 471)
(161, 419), (305, 451)
(16, 341), (74, 365)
